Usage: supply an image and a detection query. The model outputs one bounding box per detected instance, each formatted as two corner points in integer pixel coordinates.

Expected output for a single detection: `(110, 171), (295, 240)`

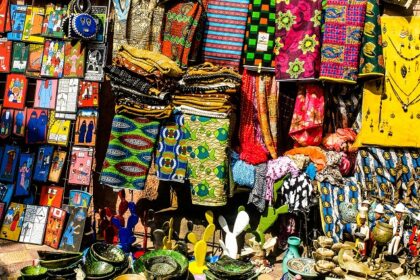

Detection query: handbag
(62, 0), (98, 40)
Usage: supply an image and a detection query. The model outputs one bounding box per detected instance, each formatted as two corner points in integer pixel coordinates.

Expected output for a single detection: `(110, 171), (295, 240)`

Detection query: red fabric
(409, 225), (419, 256)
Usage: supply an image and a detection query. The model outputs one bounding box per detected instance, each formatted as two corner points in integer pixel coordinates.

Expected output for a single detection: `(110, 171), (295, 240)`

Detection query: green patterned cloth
(184, 114), (230, 206)
(243, 0), (276, 68)
(100, 114), (160, 190)
(358, 0), (384, 77)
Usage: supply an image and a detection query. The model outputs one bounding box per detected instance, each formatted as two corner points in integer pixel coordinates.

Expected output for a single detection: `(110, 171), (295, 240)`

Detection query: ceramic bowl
(339, 202), (358, 224)
(90, 243), (126, 265)
(372, 222), (393, 245)
(37, 251), (82, 270)
(207, 256), (255, 277)
(287, 258), (318, 280)
(315, 260), (336, 274)
(315, 248), (335, 260)
(313, 236), (333, 249)
(20, 266), (48, 280)
(114, 274), (147, 280)
(84, 260), (115, 278)
(133, 250), (189, 279)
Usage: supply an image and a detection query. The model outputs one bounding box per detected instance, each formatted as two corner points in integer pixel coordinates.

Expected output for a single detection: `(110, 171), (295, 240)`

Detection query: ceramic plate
(287, 258), (318, 277)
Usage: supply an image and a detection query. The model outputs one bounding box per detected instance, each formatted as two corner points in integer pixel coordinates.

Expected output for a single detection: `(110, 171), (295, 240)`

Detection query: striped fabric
(203, 0), (249, 69)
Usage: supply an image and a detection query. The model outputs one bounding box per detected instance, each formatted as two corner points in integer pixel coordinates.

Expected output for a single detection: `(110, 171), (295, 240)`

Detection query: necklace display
(387, 36), (420, 62)
(386, 77), (420, 112)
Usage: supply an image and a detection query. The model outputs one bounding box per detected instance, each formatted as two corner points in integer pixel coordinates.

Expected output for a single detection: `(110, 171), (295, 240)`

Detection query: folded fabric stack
(100, 44), (183, 190)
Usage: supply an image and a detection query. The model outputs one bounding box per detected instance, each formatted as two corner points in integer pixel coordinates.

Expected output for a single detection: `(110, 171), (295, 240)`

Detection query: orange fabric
(285, 146), (327, 171)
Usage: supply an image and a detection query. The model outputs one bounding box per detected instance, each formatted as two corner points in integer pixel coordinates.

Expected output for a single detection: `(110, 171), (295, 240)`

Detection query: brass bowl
(313, 236), (333, 249)
(373, 222), (393, 245)
(313, 248), (335, 261)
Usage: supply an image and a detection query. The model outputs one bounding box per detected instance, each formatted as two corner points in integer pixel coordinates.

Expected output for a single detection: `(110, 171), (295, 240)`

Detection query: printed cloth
(355, 17), (420, 148)
(275, 0), (322, 80)
(203, 0), (249, 69)
(243, 0), (276, 68)
(285, 146), (327, 171)
(248, 163), (267, 212)
(354, 147), (419, 205)
(155, 113), (188, 182)
(289, 83), (324, 147)
(358, 0), (384, 78)
(280, 173), (313, 212)
(239, 69), (269, 165)
(319, 179), (360, 242)
(319, 0), (367, 83)
(184, 113), (230, 206)
(161, 0), (203, 67)
(265, 156), (300, 201)
(100, 115), (160, 190)
(278, 84), (297, 154)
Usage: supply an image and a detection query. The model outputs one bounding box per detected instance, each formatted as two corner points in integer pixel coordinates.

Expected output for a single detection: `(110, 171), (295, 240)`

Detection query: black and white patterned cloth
(279, 173), (313, 212)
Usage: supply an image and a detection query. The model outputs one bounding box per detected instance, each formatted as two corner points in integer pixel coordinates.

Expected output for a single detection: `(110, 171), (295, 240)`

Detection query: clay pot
(372, 222), (393, 245)
(339, 202), (358, 224)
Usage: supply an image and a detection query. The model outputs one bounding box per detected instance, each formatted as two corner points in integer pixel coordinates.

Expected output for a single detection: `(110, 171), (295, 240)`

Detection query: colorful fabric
(265, 157), (300, 201)
(100, 115), (160, 190)
(278, 85), (296, 154)
(280, 173), (313, 212)
(267, 76), (279, 149)
(354, 147), (419, 205)
(161, 0), (203, 67)
(289, 84), (324, 147)
(319, 179), (360, 241)
(243, 0), (276, 68)
(248, 163), (267, 212)
(319, 0), (367, 83)
(275, 0), (322, 80)
(356, 17), (420, 148)
(322, 128), (357, 152)
(256, 74), (278, 158)
(203, 0), (249, 69)
(184, 113), (230, 206)
(358, 0), (384, 78)
(239, 69), (269, 165)
(155, 113), (188, 182)
(285, 146), (327, 171)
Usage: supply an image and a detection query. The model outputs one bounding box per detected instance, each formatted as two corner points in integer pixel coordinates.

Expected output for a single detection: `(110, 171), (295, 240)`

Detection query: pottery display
(205, 256), (257, 280)
(20, 266), (48, 280)
(372, 222), (393, 245)
(339, 202), (358, 224)
(90, 242), (126, 265)
(287, 258), (318, 280)
(313, 248), (335, 261)
(282, 236), (301, 273)
(114, 274), (147, 280)
(315, 260), (336, 274)
(84, 260), (115, 279)
(313, 236), (333, 249)
(37, 251), (83, 269)
(133, 249), (189, 279)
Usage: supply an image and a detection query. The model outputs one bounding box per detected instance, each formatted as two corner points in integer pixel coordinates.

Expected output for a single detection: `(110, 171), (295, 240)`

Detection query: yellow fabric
(355, 16), (420, 148)
(118, 44), (183, 77)
(115, 104), (173, 119)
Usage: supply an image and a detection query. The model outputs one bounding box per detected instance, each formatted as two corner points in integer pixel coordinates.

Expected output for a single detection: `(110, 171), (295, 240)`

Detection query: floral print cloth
(275, 0), (322, 80)
(289, 83), (324, 147)
(319, 0), (367, 83)
(184, 113), (230, 206)
(265, 156), (300, 201)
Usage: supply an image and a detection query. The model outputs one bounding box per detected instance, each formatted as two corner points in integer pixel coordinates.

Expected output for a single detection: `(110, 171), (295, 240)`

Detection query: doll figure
(388, 203), (405, 255)
(409, 214), (420, 257)
(356, 210), (370, 257)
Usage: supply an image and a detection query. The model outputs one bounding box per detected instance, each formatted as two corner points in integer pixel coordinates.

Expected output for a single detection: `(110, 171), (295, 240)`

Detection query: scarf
(248, 163), (267, 212)
(275, 0), (322, 80)
(100, 114), (160, 190)
(161, 0), (203, 67)
(319, 0), (367, 83)
(358, 0), (384, 78)
(203, 0), (249, 69)
(265, 156), (300, 202)
(243, 0), (276, 68)
(285, 146), (327, 171)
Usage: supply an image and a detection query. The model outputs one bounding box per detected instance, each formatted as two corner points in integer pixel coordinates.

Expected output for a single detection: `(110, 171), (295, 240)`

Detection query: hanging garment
(275, 0), (322, 80)
(184, 113), (231, 206)
(265, 156), (300, 201)
(248, 162), (267, 212)
(243, 0), (276, 68)
(279, 173), (313, 212)
(203, 0), (249, 69)
(358, 0), (384, 78)
(112, 0), (132, 58)
(161, 0), (203, 67)
(289, 83), (324, 147)
(354, 147), (419, 205)
(277, 84), (297, 154)
(155, 113), (188, 183)
(100, 115), (160, 190)
(355, 17), (420, 148)
(319, 0), (367, 83)
(285, 146), (327, 171)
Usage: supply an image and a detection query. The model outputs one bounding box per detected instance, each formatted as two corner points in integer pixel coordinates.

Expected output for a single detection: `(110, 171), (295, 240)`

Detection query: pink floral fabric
(289, 84), (324, 146)
(275, 0), (322, 80)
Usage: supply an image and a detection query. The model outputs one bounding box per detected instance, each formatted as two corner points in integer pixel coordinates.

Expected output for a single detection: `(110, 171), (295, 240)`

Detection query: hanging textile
(161, 0), (203, 67)
(243, 0), (276, 68)
(358, 0), (384, 78)
(289, 83), (324, 147)
(280, 173), (313, 212)
(319, 0), (367, 83)
(100, 115), (160, 190)
(203, 0), (249, 69)
(184, 113), (230, 206)
(275, 0), (322, 80)
(277, 84), (297, 154)
(155, 113), (188, 183)
(356, 17), (420, 148)
(112, 0), (132, 58)
(354, 147), (419, 205)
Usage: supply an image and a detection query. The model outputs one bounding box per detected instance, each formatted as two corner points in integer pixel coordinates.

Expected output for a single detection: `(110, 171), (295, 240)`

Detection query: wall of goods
(0, 0), (418, 272)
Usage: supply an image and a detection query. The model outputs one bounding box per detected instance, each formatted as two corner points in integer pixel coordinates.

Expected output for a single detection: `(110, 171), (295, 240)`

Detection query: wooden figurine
(219, 210), (249, 259)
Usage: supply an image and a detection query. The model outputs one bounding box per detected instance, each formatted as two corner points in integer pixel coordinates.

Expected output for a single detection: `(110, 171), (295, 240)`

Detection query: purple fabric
(265, 156), (300, 201)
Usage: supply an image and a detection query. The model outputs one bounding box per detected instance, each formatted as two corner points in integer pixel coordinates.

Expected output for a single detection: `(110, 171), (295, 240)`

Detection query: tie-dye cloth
(184, 113), (231, 206)
(100, 114), (160, 190)
(155, 113), (188, 183)
(319, 0), (367, 83)
(275, 0), (322, 80)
